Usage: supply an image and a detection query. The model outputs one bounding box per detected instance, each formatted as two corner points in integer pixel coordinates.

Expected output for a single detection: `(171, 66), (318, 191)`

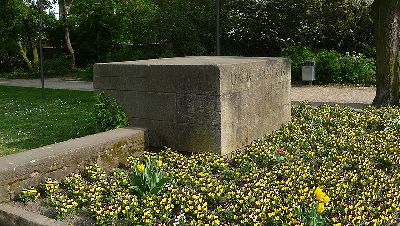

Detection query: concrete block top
(96, 56), (283, 66)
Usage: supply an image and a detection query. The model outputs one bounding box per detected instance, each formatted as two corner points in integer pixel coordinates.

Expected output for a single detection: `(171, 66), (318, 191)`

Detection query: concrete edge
(0, 127), (148, 203)
(0, 203), (67, 226)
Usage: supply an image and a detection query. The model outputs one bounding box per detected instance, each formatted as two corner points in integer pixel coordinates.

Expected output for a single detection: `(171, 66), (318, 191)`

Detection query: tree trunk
(23, 18), (39, 71)
(60, 0), (76, 69)
(18, 41), (33, 70)
(372, 0), (400, 106)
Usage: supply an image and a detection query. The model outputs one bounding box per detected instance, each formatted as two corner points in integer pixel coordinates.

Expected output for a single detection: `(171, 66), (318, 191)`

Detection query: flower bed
(18, 103), (400, 225)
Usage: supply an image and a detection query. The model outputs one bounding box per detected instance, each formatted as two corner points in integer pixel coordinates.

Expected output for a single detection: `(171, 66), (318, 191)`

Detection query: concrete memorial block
(94, 56), (291, 155)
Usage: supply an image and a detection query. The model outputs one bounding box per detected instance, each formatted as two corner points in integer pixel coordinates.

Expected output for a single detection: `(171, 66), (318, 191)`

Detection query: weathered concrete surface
(0, 203), (67, 226)
(94, 56), (291, 155)
(0, 127), (147, 203)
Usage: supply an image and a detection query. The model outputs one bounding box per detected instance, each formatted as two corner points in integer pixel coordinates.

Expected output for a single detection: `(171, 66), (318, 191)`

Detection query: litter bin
(302, 60), (316, 84)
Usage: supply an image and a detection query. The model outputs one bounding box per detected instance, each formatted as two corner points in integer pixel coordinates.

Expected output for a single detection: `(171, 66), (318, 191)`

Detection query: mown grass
(0, 86), (96, 156)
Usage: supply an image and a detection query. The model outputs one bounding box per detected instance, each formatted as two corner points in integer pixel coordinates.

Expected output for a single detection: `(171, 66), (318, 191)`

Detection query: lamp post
(216, 0), (220, 56)
(38, 0), (45, 100)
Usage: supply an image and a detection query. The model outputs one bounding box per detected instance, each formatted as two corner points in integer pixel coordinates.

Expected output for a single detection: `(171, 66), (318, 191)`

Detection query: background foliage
(283, 46), (376, 86)
(1, 0), (375, 84)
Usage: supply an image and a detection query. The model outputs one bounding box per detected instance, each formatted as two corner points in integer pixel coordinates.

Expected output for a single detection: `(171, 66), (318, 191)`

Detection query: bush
(284, 46), (375, 86)
(0, 50), (25, 73)
(282, 46), (315, 82)
(94, 92), (128, 132)
(224, 0), (374, 57)
(71, 64), (93, 81)
(43, 54), (72, 76)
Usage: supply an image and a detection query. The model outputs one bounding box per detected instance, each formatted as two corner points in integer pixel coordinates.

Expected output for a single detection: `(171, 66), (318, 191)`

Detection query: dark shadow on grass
(291, 101), (370, 111)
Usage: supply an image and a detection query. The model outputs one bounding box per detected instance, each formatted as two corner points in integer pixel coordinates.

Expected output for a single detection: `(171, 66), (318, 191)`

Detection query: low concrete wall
(94, 56), (291, 155)
(0, 127), (147, 203)
(0, 203), (67, 226)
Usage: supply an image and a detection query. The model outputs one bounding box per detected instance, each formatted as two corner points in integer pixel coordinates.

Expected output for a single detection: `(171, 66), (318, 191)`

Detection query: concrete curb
(0, 203), (67, 226)
(0, 127), (147, 203)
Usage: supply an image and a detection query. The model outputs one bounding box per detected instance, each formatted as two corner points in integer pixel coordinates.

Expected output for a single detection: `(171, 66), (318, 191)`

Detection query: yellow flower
(157, 160), (162, 168)
(317, 203), (325, 214)
(314, 187), (323, 195)
(137, 164), (145, 173)
(314, 187), (329, 203)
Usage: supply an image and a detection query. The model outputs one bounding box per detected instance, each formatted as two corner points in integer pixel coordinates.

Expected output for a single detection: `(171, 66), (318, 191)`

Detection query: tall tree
(372, 0), (400, 106)
(16, 0), (40, 71)
(59, 0), (75, 69)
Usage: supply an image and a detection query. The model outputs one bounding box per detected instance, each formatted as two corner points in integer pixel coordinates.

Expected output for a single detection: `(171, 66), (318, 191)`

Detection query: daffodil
(157, 160), (162, 168)
(137, 164), (145, 173)
(317, 203), (325, 214)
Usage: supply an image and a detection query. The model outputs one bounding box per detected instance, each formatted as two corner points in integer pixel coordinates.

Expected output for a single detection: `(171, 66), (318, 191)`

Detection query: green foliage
(129, 158), (171, 197)
(43, 54), (71, 76)
(71, 64), (93, 81)
(49, 193), (78, 220)
(297, 202), (326, 226)
(316, 50), (375, 85)
(94, 92), (128, 132)
(284, 46), (376, 85)
(224, 0), (374, 56)
(315, 50), (342, 83)
(385, 117), (400, 131)
(0, 50), (25, 73)
(40, 178), (60, 196)
(18, 187), (40, 203)
(106, 45), (174, 63)
(2, 0), (376, 78)
(282, 46), (316, 82)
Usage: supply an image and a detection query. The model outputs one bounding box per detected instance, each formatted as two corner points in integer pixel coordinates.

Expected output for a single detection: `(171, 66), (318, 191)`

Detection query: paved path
(0, 78), (94, 91)
(291, 85), (376, 109)
(0, 78), (376, 109)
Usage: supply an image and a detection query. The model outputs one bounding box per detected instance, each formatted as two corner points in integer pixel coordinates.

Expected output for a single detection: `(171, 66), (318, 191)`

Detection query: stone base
(0, 128), (146, 203)
(94, 56), (291, 155)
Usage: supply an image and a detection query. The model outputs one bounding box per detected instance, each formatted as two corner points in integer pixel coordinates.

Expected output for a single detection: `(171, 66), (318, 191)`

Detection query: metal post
(216, 0), (220, 56)
(38, 0), (45, 101)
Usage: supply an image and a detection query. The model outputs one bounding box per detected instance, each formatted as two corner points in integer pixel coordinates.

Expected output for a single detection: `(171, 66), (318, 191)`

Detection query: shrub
(315, 50), (342, 84)
(94, 92), (128, 132)
(316, 51), (375, 85)
(43, 54), (72, 76)
(284, 46), (375, 86)
(72, 64), (93, 81)
(0, 50), (25, 73)
(282, 46), (315, 82)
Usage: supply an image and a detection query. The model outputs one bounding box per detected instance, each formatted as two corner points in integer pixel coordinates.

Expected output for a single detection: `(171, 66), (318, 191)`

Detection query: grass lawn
(18, 103), (400, 225)
(0, 86), (96, 156)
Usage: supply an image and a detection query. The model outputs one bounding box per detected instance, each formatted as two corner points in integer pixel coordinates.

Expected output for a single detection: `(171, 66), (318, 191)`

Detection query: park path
(0, 78), (93, 91)
(291, 85), (376, 109)
(0, 78), (376, 109)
